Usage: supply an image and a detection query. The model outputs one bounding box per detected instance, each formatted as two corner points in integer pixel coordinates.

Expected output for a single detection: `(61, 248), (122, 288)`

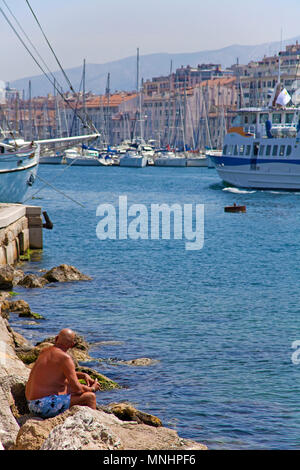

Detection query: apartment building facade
(234, 42), (300, 107)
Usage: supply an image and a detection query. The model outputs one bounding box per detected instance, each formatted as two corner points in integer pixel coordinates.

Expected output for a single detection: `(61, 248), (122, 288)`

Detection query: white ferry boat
(209, 106), (300, 189)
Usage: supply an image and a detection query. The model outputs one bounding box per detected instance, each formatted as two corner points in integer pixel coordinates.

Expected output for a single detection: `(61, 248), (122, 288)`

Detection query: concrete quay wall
(0, 204), (43, 265)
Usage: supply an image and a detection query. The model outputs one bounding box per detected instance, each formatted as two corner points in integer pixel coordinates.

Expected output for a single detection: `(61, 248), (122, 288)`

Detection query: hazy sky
(0, 0), (300, 81)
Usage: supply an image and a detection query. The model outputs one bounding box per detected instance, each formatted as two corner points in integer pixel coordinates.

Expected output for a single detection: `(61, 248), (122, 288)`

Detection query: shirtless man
(25, 328), (101, 419)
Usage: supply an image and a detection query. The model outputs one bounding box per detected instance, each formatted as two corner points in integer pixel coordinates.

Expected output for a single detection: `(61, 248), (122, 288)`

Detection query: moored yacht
(154, 151), (187, 167)
(119, 150), (148, 167)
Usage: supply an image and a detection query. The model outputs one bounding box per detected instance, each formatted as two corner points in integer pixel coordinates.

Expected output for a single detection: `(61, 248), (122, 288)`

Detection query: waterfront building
(233, 41), (300, 107)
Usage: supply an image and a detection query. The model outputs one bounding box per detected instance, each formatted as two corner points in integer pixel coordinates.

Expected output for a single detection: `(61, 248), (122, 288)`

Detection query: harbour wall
(0, 204), (43, 265)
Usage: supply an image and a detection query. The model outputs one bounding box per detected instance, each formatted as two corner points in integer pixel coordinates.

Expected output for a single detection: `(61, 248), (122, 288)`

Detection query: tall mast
(167, 60), (173, 147)
(105, 72), (110, 144)
(137, 47), (143, 141)
(82, 58), (86, 135)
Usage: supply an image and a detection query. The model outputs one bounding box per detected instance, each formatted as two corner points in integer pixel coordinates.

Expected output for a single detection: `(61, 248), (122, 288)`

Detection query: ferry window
(286, 113), (294, 124)
(259, 113), (268, 124)
(223, 145), (227, 155)
(232, 115), (242, 126)
(244, 115), (249, 124)
(279, 145), (285, 157)
(250, 114), (257, 124)
(272, 113), (282, 124)
(259, 145), (265, 156)
(233, 145), (238, 156)
(246, 145), (251, 156)
(272, 145), (278, 156)
(286, 145), (292, 156)
(266, 145), (271, 156)
(239, 145), (245, 155)
(227, 145), (232, 156)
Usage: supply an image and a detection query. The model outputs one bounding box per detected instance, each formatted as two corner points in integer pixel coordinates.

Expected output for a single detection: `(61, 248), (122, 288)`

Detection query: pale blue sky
(1, 0), (300, 80)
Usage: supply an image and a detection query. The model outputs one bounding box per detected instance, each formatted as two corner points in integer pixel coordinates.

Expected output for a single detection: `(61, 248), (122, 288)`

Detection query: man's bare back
(26, 345), (75, 400)
(25, 329), (101, 418)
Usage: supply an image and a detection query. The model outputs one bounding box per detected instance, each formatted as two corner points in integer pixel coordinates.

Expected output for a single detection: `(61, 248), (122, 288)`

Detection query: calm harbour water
(10, 164), (300, 449)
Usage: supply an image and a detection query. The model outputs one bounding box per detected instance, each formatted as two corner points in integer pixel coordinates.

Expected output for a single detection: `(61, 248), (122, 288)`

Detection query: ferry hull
(211, 156), (300, 190)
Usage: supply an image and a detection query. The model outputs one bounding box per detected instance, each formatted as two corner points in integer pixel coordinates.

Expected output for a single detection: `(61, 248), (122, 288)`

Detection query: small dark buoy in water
(224, 203), (246, 213)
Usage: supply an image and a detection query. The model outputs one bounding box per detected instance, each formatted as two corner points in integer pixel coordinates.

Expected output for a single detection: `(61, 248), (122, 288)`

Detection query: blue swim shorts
(27, 394), (71, 419)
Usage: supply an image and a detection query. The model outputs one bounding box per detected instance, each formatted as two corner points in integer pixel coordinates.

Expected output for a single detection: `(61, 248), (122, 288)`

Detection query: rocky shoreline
(0, 263), (207, 451)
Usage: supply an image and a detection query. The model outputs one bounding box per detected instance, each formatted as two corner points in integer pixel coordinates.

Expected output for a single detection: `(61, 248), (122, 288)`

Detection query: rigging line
(2, 0), (58, 87)
(24, 150), (86, 202)
(24, 0), (75, 94)
(0, 5), (98, 135)
(24, 0), (99, 134)
(34, 173), (85, 208)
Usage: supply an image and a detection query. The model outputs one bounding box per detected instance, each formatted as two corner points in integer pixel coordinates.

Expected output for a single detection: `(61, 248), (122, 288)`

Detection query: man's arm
(76, 371), (95, 387)
(62, 356), (98, 394)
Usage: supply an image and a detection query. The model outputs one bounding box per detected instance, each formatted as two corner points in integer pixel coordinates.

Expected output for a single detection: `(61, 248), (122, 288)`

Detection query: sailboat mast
(137, 47), (143, 141)
(105, 72), (111, 145)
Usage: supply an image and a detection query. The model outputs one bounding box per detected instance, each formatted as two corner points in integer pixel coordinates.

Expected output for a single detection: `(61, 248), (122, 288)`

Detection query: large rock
(14, 406), (207, 451)
(40, 407), (122, 450)
(120, 358), (159, 367)
(42, 264), (92, 283)
(1, 299), (44, 320)
(13, 410), (75, 450)
(109, 403), (162, 427)
(17, 274), (48, 289)
(0, 316), (30, 448)
(0, 266), (24, 290)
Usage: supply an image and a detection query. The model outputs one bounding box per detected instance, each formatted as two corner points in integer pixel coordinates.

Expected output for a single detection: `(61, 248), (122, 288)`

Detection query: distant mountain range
(10, 35), (300, 97)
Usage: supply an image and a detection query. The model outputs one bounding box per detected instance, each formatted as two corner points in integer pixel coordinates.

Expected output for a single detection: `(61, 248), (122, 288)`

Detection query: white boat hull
(119, 156), (148, 167)
(186, 157), (208, 167)
(39, 155), (63, 164)
(154, 157), (186, 167)
(65, 157), (104, 166)
(0, 144), (39, 203)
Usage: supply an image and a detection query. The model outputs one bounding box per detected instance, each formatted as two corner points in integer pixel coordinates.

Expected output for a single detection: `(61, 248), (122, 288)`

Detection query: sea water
(10, 164), (300, 449)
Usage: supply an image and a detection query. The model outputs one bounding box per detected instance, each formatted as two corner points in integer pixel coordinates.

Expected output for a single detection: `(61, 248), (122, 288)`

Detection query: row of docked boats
(39, 140), (214, 168)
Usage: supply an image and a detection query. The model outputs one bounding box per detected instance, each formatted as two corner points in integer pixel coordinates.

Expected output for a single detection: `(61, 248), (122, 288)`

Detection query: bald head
(55, 329), (76, 349)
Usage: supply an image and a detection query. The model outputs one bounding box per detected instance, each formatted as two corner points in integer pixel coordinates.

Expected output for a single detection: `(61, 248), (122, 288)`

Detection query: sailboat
(0, 132), (99, 203)
(119, 48), (148, 168)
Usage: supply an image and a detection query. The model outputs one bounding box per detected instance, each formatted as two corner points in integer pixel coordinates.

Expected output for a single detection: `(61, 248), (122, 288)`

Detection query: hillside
(10, 36), (300, 96)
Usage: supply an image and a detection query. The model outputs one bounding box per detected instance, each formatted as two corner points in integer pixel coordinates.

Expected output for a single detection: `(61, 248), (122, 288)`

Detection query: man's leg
(70, 392), (96, 409)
